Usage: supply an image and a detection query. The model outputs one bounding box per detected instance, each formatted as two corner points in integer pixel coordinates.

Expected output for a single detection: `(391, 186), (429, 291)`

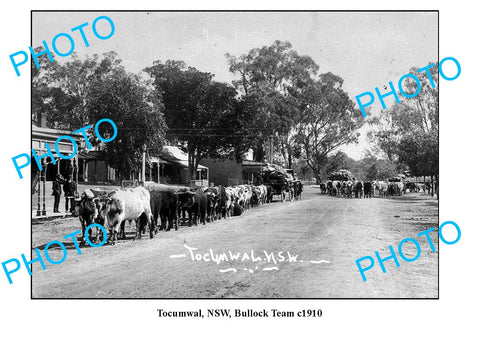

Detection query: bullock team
(319, 180), (406, 198)
(75, 182), (303, 245)
(320, 180), (373, 198)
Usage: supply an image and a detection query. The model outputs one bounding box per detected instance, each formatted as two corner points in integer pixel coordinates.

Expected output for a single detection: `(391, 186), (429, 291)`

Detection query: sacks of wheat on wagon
(261, 164), (294, 185)
(260, 164), (294, 202)
(327, 169), (354, 181)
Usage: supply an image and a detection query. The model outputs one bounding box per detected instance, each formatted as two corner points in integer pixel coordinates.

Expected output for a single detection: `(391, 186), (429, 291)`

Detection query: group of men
(52, 174), (77, 213)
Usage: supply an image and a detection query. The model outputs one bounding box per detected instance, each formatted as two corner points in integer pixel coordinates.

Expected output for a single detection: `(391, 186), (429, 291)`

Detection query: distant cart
(327, 169), (355, 181)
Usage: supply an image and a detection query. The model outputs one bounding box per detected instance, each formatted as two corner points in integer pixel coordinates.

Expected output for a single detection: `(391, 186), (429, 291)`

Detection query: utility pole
(142, 144), (146, 184)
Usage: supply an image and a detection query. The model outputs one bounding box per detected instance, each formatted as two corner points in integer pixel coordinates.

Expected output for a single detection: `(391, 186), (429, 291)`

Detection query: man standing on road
(52, 174), (63, 213)
(63, 175), (76, 213)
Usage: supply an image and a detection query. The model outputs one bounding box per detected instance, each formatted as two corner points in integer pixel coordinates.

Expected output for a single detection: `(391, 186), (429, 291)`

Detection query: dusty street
(32, 186), (438, 298)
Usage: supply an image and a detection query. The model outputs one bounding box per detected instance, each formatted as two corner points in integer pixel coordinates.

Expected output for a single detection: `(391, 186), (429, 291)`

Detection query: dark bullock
(265, 184), (274, 203)
(204, 187), (220, 222)
(150, 189), (178, 232)
(177, 189), (207, 226)
(319, 183), (327, 194)
(363, 182), (373, 198)
(294, 180), (303, 200)
(76, 194), (103, 246)
(354, 181), (363, 198)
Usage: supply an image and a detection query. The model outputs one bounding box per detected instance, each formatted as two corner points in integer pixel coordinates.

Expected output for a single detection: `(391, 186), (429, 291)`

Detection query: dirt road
(32, 186), (438, 298)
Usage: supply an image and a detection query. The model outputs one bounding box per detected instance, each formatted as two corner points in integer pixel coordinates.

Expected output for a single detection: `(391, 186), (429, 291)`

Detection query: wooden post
(84, 160), (89, 182)
(36, 170), (41, 216)
(41, 160), (46, 216)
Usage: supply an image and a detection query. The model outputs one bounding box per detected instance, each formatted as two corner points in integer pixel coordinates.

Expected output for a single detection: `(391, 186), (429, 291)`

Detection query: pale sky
(32, 11), (438, 160)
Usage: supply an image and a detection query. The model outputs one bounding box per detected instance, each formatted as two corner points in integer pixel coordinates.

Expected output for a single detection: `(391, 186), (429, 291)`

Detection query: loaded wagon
(387, 175), (405, 196)
(325, 169), (355, 196)
(261, 164), (294, 202)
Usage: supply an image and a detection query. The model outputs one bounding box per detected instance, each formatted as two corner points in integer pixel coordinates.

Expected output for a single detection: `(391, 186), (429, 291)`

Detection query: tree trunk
(187, 148), (193, 184)
(287, 149), (292, 169)
(313, 168), (320, 185)
(305, 159), (320, 185)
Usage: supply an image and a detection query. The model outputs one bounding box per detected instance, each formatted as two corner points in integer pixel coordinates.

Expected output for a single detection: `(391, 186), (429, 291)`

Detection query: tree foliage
(295, 73), (364, 182)
(369, 63), (439, 177)
(227, 40), (319, 165)
(306, 150), (399, 183)
(32, 50), (167, 179)
(32, 51), (124, 130)
(87, 70), (166, 178)
(144, 60), (238, 180)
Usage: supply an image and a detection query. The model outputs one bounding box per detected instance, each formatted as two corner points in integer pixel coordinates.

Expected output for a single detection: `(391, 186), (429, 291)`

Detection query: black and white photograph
(29, 11), (440, 299)
(3, 0), (480, 338)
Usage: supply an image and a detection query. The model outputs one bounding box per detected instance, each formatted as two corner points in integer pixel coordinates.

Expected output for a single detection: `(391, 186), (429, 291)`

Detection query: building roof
(32, 123), (83, 156)
(32, 124), (81, 138)
(152, 145), (208, 170)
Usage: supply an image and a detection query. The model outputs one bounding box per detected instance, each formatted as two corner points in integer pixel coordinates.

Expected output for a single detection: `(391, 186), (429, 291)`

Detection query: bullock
(76, 193), (103, 246)
(258, 184), (268, 204)
(251, 186), (261, 207)
(232, 203), (243, 216)
(265, 184), (274, 203)
(224, 186), (237, 216)
(342, 181), (353, 198)
(332, 181), (342, 196)
(363, 182), (373, 198)
(387, 182), (403, 196)
(98, 186), (153, 245)
(230, 186), (243, 207)
(252, 185), (267, 206)
(332, 180), (342, 197)
(326, 181), (333, 196)
(354, 181), (363, 198)
(204, 190), (219, 222)
(387, 183), (397, 196)
(150, 188), (178, 232)
(218, 186), (232, 219)
(405, 182), (419, 193)
(241, 185), (253, 210)
(177, 189), (207, 226)
(319, 183), (327, 194)
(375, 181), (388, 197)
(294, 180), (303, 200)
(234, 185), (253, 210)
